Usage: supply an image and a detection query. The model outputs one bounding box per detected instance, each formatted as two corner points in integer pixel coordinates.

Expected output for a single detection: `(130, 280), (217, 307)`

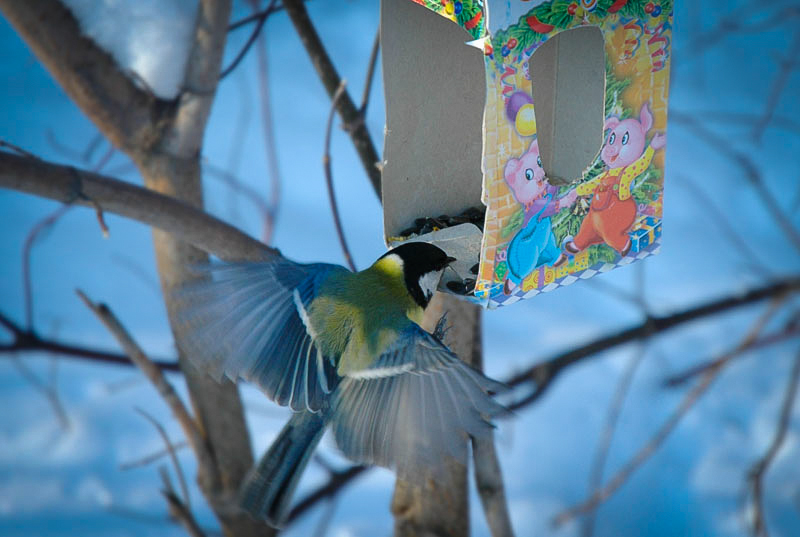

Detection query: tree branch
(78, 290), (219, 492)
(282, 0), (382, 198)
(0, 152), (274, 262)
(472, 433), (515, 537)
(0, 0), (168, 152)
(324, 81), (357, 271)
(747, 350), (800, 537)
(553, 300), (785, 526)
(287, 465), (369, 523)
(0, 310), (179, 371)
(506, 277), (800, 410)
(671, 110), (800, 253)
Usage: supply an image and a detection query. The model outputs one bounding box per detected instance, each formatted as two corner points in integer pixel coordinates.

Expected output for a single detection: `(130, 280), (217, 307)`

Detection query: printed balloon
(515, 103), (537, 136)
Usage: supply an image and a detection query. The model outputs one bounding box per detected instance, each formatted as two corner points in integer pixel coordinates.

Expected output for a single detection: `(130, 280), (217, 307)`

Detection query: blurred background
(1, 0), (799, 536)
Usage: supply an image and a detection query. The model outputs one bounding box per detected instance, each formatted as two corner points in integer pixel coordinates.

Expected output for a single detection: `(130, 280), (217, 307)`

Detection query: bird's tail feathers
(239, 411), (326, 528)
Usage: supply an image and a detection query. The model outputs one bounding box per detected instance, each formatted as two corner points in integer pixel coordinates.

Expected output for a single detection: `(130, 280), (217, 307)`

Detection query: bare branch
(581, 347), (646, 537)
(204, 162), (272, 239)
(747, 350), (800, 537)
(77, 290), (219, 492)
(752, 32), (800, 141)
(324, 82), (357, 271)
(9, 355), (70, 430)
(22, 205), (73, 329)
(359, 30), (381, 115)
(120, 441), (190, 471)
(136, 407), (192, 509)
(506, 277), (800, 410)
(675, 174), (769, 274)
(219, 0), (278, 80)
(472, 433), (515, 537)
(282, 0), (382, 197)
(688, 3), (800, 58)
(0, 139), (38, 159)
(664, 325), (800, 388)
(161, 467), (208, 537)
(553, 300), (785, 526)
(0, 152), (275, 262)
(228, 2), (287, 32)
(0, 310), (179, 371)
(249, 0), (282, 244)
(163, 0), (233, 158)
(671, 110), (800, 252)
(690, 111), (800, 137)
(287, 465), (369, 523)
(0, 0), (166, 151)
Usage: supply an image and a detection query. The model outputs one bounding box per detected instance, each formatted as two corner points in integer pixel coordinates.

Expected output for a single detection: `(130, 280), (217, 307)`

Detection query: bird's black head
(379, 242), (456, 309)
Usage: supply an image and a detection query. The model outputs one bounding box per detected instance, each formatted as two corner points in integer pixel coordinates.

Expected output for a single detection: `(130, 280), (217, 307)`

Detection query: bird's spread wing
(176, 260), (344, 413)
(330, 325), (507, 480)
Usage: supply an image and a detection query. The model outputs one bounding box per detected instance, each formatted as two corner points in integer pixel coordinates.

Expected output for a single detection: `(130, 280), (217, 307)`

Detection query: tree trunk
(391, 293), (481, 537)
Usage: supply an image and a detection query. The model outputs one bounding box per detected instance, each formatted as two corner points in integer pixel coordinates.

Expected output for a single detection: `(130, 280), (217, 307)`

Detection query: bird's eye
(609, 132), (616, 145)
(622, 131), (629, 145)
(525, 168), (534, 181)
(536, 155), (542, 168)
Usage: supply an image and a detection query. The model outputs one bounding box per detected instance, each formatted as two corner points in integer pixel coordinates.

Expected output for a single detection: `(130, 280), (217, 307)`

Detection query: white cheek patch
(418, 270), (443, 301)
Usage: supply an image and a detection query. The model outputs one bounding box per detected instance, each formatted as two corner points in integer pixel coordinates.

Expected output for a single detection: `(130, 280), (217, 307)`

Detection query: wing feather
(176, 261), (344, 412)
(330, 325), (507, 481)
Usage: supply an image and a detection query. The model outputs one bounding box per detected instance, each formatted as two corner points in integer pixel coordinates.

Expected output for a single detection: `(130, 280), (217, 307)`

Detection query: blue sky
(1, 1), (800, 536)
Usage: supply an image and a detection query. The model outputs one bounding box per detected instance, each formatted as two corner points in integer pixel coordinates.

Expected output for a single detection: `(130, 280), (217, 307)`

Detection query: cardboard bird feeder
(381, 0), (672, 307)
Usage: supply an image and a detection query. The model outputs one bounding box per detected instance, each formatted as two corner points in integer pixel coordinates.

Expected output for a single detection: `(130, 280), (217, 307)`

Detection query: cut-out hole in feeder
(528, 26), (606, 186)
(380, 0), (673, 308)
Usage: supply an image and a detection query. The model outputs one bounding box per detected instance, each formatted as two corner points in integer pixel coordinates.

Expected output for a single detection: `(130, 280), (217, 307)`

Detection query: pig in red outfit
(565, 103), (666, 257)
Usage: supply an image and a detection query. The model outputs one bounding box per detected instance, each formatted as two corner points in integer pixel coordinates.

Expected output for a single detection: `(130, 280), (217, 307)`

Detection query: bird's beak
(445, 256), (457, 266)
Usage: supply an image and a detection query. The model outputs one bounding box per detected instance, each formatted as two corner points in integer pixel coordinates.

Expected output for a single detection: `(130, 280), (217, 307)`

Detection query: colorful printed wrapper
(398, 0), (672, 308)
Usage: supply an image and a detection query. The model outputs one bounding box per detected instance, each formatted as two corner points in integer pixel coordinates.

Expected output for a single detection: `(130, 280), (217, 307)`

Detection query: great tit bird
(177, 242), (505, 527)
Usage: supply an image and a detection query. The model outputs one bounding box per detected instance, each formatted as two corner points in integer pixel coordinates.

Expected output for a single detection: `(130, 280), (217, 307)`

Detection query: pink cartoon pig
(565, 103), (666, 256)
(501, 139), (577, 294)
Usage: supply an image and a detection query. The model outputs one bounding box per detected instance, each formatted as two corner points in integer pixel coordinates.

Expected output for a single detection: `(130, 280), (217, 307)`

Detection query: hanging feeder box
(380, 0), (672, 307)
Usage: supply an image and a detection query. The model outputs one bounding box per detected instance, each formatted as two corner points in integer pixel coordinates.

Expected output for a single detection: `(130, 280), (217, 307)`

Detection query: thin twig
(287, 465), (369, 523)
(664, 325), (800, 388)
(120, 440), (189, 471)
(687, 3), (800, 58)
(77, 290), (220, 491)
(747, 350), (800, 537)
(676, 174), (769, 275)
(219, 0), (279, 80)
(0, 310), (179, 370)
(160, 467), (208, 537)
(136, 407), (191, 508)
(249, 0), (281, 244)
(692, 111), (800, 137)
(581, 346), (646, 537)
(359, 30), (380, 115)
(752, 31), (800, 141)
(505, 277), (800, 410)
(204, 162), (272, 242)
(9, 355), (70, 429)
(228, 1), (286, 32)
(553, 300), (785, 526)
(282, 0), (381, 197)
(110, 253), (162, 296)
(324, 81), (356, 272)
(0, 139), (38, 159)
(22, 205), (72, 329)
(671, 110), (800, 252)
